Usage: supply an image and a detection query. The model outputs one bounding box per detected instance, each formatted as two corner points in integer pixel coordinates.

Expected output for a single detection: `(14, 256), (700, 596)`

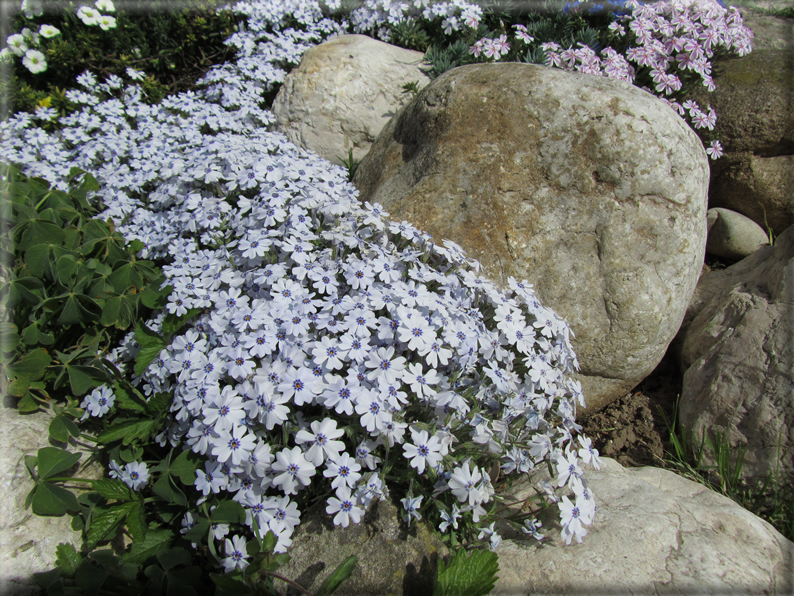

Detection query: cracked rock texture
(493, 457), (793, 595)
(676, 223), (794, 487)
(354, 63), (709, 413)
(0, 405), (84, 596)
(271, 35), (431, 167)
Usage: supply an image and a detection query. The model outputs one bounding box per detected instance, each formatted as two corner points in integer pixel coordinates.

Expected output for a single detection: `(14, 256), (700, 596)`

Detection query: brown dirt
(579, 352), (682, 469)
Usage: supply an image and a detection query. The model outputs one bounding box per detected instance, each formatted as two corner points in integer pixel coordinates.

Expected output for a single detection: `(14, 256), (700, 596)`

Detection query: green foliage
(0, 164), (171, 412)
(336, 149), (361, 183)
(2, 0), (245, 118)
(434, 548), (499, 596)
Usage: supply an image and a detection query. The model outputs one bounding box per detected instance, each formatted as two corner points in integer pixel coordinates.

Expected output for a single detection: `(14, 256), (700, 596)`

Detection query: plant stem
(261, 571), (312, 595)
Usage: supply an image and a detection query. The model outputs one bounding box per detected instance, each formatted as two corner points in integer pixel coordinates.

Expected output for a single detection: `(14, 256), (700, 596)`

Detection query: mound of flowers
(0, 0), (609, 581)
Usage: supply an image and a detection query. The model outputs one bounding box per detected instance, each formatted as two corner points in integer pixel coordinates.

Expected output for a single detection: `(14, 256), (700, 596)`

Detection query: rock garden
(0, 0), (792, 595)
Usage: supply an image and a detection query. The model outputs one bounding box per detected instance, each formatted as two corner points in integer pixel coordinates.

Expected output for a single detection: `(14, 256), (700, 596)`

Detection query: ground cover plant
(0, 0), (777, 593)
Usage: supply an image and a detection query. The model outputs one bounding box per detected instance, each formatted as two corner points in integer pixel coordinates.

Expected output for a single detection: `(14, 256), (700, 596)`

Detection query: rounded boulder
(354, 63), (710, 412)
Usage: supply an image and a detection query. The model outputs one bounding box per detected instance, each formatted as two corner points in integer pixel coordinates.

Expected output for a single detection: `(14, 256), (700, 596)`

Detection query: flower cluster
(0, 0), (605, 565)
(2, 0), (117, 74)
(463, 0), (753, 159)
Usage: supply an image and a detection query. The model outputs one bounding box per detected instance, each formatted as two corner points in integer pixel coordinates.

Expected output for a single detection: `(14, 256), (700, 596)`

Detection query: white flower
(401, 495), (423, 525)
(97, 15), (117, 30)
(222, 535), (249, 573)
(326, 486), (363, 528)
(559, 493), (595, 545)
(402, 428), (443, 475)
(294, 417), (345, 466)
(38, 24), (60, 38)
(95, 0), (116, 11)
(7, 34), (27, 57)
(448, 460), (483, 507)
(80, 385), (115, 420)
(77, 6), (100, 25)
(438, 504), (461, 533)
(271, 446), (316, 495)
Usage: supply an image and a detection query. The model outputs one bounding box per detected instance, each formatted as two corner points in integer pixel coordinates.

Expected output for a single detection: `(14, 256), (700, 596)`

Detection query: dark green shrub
(1, 0), (246, 118)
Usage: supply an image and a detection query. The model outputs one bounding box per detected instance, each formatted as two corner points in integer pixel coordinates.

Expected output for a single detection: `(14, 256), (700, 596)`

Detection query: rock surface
(706, 206), (770, 259)
(493, 457), (794, 595)
(676, 224), (794, 487)
(275, 495), (448, 596)
(271, 34), (431, 167)
(689, 12), (794, 235)
(0, 405), (84, 596)
(354, 62), (710, 413)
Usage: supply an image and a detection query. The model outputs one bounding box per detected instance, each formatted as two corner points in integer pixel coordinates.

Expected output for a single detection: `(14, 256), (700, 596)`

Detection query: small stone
(706, 207), (770, 260)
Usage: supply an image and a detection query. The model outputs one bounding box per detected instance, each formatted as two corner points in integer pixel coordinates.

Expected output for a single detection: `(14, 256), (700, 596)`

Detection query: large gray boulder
(689, 12), (794, 235)
(676, 224), (794, 487)
(0, 405), (84, 596)
(494, 457), (793, 595)
(271, 34), (431, 167)
(354, 62), (710, 413)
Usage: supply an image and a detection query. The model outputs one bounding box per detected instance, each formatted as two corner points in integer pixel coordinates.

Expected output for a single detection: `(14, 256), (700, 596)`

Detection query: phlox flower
(271, 446), (316, 495)
(222, 535), (249, 573)
(555, 448), (583, 488)
(80, 385), (115, 420)
(95, 0), (115, 11)
(401, 495), (423, 525)
(323, 452), (362, 490)
(577, 435), (602, 469)
(402, 428), (443, 475)
(448, 460), (483, 507)
(559, 492), (595, 545)
(705, 140), (723, 160)
(211, 424), (257, 466)
(439, 503), (461, 533)
(195, 460), (228, 496)
(294, 417), (345, 466)
(109, 460), (149, 491)
(326, 486), (363, 528)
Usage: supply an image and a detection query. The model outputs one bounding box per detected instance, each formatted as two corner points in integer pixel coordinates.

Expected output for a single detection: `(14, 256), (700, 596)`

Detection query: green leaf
(125, 499), (147, 543)
(121, 528), (174, 566)
(49, 415), (81, 443)
(261, 530), (277, 555)
(75, 559), (109, 595)
(155, 548), (193, 572)
(145, 391), (172, 416)
(434, 548), (499, 596)
(140, 281), (171, 309)
(161, 308), (202, 337)
(92, 478), (135, 502)
(112, 382), (148, 413)
(32, 568), (62, 590)
(182, 517), (210, 543)
(55, 542), (82, 578)
(152, 473), (188, 508)
(210, 574), (252, 595)
(133, 323), (165, 376)
(96, 419), (157, 445)
(210, 500), (246, 524)
(57, 293), (95, 326)
(0, 322), (19, 352)
(86, 504), (134, 550)
(17, 220), (65, 251)
(8, 348), (50, 382)
(31, 482), (80, 516)
(67, 364), (108, 396)
(315, 555), (358, 596)
(36, 447), (81, 480)
(100, 294), (136, 329)
(170, 449), (201, 486)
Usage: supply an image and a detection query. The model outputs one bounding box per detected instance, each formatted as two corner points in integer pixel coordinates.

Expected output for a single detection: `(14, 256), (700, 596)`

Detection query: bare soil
(579, 352), (682, 469)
